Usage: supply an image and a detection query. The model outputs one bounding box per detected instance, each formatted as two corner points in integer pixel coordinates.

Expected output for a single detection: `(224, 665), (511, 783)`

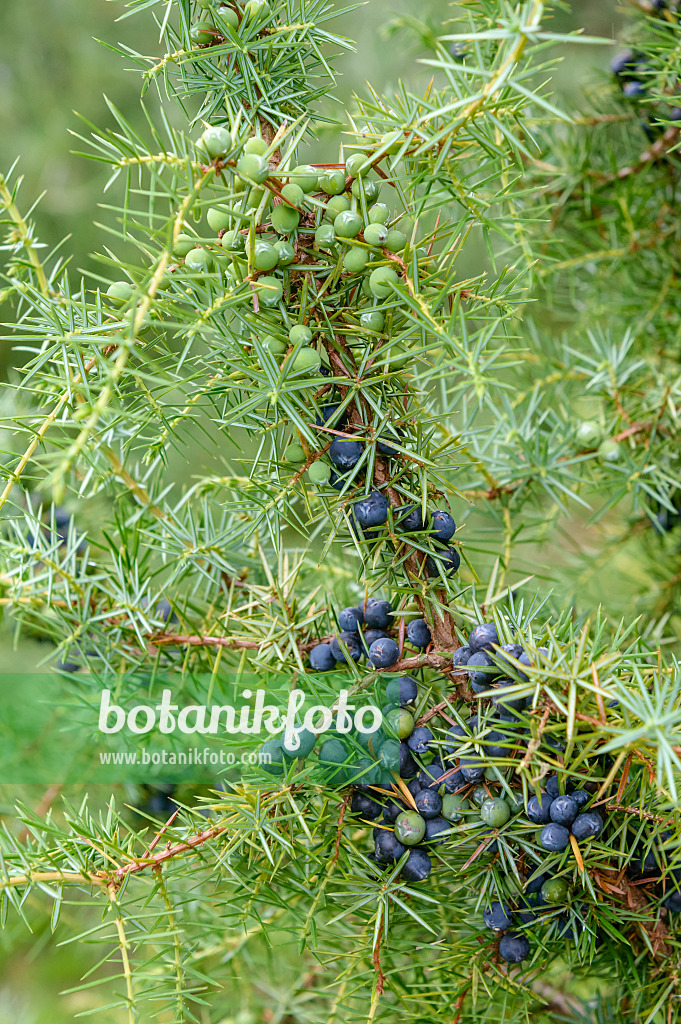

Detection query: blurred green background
(0, 3), (625, 1021)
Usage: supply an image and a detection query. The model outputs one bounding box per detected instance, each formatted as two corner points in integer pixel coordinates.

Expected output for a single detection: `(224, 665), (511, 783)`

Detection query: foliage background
(0, 1), (650, 1022)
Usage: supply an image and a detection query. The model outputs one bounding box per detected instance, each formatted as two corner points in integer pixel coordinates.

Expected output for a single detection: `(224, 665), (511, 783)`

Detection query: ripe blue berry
(516, 892), (547, 924)
(460, 762), (485, 783)
(374, 829), (406, 863)
(425, 547), (461, 576)
(494, 643), (524, 674)
(545, 775), (561, 798)
(315, 403), (346, 428)
(397, 505), (425, 532)
(571, 811), (604, 841)
(468, 622), (499, 652)
(338, 606), (364, 632)
(382, 797), (406, 823)
(415, 788), (443, 819)
(376, 434), (401, 456)
(527, 793), (553, 824)
(330, 631), (363, 663)
(525, 871), (549, 894)
(369, 637), (400, 668)
(423, 816), (450, 844)
(362, 629), (390, 649)
(407, 727), (433, 755)
(310, 643), (335, 671)
(499, 934), (530, 964)
(483, 902), (513, 931)
(329, 438), (363, 471)
(354, 491), (389, 528)
(550, 795), (579, 827)
(385, 675), (418, 706)
(570, 790), (590, 810)
(351, 791), (382, 819)
(452, 645), (471, 667)
(466, 650), (498, 687)
(664, 891), (681, 913)
(623, 80), (646, 98)
(493, 686), (527, 715)
(540, 823), (571, 852)
(364, 599), (394, 629)
(400, 741), (419, 778)
(445, 716), (477, 749)
(401, 847), (431, 881)
(418, 760), (443, 788)
(407, 619), (431, 649)
(430, 510), (456, 543)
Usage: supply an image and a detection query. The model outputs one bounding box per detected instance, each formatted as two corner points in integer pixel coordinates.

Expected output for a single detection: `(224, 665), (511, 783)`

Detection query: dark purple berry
(527, 792), (553, 824)
(329, 438), (363, 471)
(364, 599), (394, 629)
(354, 491), (389, 528)
(550, 795), (579, 827)
(407, 618), (431, 649)
(483, 902), (513, 931)
(351, 791), (382, 819)
(499, 933), (530, 963)
(540, 823), (571, 852)
(369, 637), (400, 668)
(310, 643), (336, 671)
(401, 847), (431, 881)
(374, 829), (406, 863)
(452, 645), (471, 667)
(397, 505), (425, 532)
(430, 510), (456, 543)
(415, 788), (443, 819)
(571, 811), (604, 841)
(407, 727), (433, 755)
(338, 606), (363, 632)
(330, 631), (363, 663)
(468, 622), (499, 652)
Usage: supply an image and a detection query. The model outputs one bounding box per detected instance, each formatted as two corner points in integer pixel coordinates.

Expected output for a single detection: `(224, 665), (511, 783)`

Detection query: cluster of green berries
(169, 127), (410, 319)
(575, 420), (623, 463)
(189, 0), (272, 47)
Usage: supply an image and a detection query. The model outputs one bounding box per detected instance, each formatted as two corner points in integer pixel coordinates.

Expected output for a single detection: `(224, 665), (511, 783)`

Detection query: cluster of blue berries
(452, 620), (542, 704)
(349, 678), (611, 964)
(611, 45), (681, 136)
(309, 596), (437, 671)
